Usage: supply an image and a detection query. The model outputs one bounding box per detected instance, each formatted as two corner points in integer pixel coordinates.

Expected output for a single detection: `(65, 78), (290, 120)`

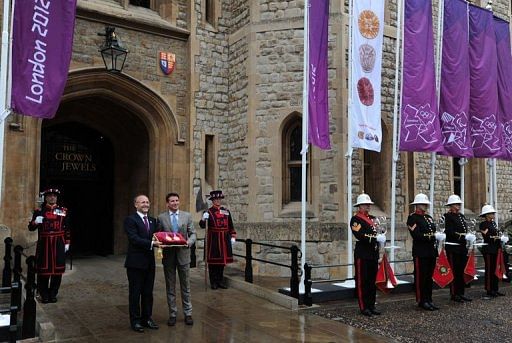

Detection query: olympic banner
(468, 4), (501, 158)
(308, 0), (330, 150)
(349, 0), (384, 152)
(494, 17), (512, 161)
(11, 0), (77, 119)
(439, 0), (472, 158)
(399, 0), (442, 153)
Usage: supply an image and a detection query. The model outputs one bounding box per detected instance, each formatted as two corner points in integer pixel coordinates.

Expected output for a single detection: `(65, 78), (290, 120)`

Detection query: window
(130, 0), (151, 8)
(283, 119), (309, 204)
(205, 134), (215, 187)
(453, 157), (462, 197)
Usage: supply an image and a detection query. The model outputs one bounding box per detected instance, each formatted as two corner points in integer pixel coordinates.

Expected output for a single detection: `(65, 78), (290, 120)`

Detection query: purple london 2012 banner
(399, 0), (442, 153)
(11, 0), (77, 119)
(494, 17), (512, 161)
(439, 0), (472, 158)
(468, 4), (502, 158)
(308, 0), (331, 150)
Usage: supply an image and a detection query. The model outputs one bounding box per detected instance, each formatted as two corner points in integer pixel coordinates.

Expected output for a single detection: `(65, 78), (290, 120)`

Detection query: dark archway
(40, 122), (115, 255)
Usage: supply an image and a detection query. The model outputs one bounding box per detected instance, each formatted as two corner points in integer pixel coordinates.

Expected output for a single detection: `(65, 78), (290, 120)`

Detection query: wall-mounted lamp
(98, 26), (128, 73)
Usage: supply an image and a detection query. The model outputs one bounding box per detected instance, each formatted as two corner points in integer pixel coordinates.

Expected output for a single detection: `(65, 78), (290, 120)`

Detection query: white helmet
(410, 193), (431, 205)
(445, 194), (462, 206)
(354, 193), (374, 206)
(479, 204), (496, 217)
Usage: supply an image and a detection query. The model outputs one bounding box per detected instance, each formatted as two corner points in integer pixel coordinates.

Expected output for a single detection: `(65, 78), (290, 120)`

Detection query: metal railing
(1, 238), (37, 340)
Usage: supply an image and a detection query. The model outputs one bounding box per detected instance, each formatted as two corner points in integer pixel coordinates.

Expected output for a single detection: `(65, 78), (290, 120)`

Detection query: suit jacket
(124, 212), (159, 269)
(157, 210), (196, 265)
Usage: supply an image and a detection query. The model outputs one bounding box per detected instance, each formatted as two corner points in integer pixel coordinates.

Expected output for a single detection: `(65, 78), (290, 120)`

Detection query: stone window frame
(203, 0), (220, 30)
(119, 0), (174, 21)
(281, 114), (311, 206)
(127, 0), (152, 8)
(454, 158), (486, 214)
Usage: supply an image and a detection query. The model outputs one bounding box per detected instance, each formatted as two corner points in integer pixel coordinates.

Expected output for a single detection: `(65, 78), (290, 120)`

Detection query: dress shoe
(460, 295), (472, 302)
(496, 291), (505, 296)
(369, 308), (381, 315)
(419, 302), (435, 311)
(184, 315), (194, 326)
(211, 283), (218, 290)
(142, 319), (159, 330)
(451, 295), (464, 303)
(360, 309), (372, 317)
(49, 297), (57, 303)
(131, 323), (144, 333)
(40, 297), (49, 304)
(167, 317), (177, 326)
(217, 282), (228, 289)
(487, 291), (497, 298)
(428, 302), (439, 310)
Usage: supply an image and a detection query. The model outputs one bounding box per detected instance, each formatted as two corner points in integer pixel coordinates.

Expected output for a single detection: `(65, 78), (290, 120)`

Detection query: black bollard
(22, 256), (37, 339)
(13, 246), (23, 309)
(304, 263), (313, 306)
(290, 245), (300, 300)
(2, 237), (13, 287)
(244, 239), (253, 283)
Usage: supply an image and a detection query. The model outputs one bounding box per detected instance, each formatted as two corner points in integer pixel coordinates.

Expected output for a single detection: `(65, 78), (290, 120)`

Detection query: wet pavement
(36, 255), (389, 342)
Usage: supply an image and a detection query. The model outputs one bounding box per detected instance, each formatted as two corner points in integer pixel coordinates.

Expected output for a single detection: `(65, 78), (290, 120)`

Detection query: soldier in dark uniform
(199, 190), (237, 289)
(28, 188), (70, 303)
(443, 194), (471, 302)
(407, 193), (439, 311)
(350, 193), (384, 316)
(479, 204), (505, 298)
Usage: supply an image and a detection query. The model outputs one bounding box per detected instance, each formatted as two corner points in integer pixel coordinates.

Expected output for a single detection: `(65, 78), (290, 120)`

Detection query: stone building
(1, 0), (512, 278)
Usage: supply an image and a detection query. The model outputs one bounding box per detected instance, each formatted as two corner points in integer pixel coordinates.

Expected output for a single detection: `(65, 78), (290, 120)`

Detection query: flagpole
(345, 0), (354, 280)
(300, 0), (310, 294)
(390, 0), (404, 268)
(493, 158), (498, 225)
(0, 0), (13, 207)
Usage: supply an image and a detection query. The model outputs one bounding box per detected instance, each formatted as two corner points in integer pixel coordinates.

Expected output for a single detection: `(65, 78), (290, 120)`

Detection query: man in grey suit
(158, 192), (196, 326)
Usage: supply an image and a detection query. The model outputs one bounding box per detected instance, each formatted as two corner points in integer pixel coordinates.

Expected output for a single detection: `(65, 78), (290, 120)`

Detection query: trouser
(126, 267), (155, 326)
(447, 252), (468, 296)
(355, 257), (378, 311)
(484, 253), (499, 293)
(414, 257), (436, 304)
(209, 264), (224, 286)
(163, 260), (192, 317)
(37, 274), (62, 300)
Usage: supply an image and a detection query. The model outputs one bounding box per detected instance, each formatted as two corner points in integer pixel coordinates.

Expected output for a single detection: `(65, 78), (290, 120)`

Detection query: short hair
(133, 194), (149, 203)
(166, 192), (180, 202)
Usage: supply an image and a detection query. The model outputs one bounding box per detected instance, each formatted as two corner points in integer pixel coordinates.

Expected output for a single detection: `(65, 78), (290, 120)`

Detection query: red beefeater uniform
(201, 206), (236, 265)
(28, 204), (71, 276)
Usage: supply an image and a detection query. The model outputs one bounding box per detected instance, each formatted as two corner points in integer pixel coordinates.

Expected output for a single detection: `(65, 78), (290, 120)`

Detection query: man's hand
(34, 216), (44, 224)
(501, 235), (509, 244)
(65, 244), (70, 252)
(435, 232), (446, 242)
(153, 240), (162, 248)
(202, 212), (209, 220)
(376, 234), (386, 244)
(231, 237), (236, 245)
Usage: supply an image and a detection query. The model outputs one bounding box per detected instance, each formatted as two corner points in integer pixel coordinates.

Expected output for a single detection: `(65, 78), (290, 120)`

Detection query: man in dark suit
(158, 192), (196, 326)
(124, 194), (162, 333)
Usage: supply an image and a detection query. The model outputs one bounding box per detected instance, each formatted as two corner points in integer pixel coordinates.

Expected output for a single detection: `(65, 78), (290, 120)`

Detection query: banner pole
(346, 0), (354, 279)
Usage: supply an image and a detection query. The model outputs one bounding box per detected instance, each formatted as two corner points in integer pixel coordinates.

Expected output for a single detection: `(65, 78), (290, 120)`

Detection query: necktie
(143, 216), (150, 233)
(171, 213), (178, 233)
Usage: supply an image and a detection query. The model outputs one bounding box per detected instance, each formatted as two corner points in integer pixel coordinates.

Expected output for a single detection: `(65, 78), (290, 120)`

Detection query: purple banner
(11, 0), (77, 119)
(468, 5), (501, 158)
(439, 0), (472, 158)
(494, 17), (512, 161)
(399, 0), (442, 152)
(308, 0), (330, 150)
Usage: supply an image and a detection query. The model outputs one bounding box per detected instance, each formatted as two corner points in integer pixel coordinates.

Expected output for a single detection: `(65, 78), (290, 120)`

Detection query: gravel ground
(310, 284), (512, 343)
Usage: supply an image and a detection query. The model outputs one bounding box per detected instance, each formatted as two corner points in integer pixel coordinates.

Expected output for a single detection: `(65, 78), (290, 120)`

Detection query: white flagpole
(0, 0), (13, 207)
(346, 0), (354, 279)
(493, 158), (498, 225)
(390, 0), (404, 268)
(300, 0), (310, 294)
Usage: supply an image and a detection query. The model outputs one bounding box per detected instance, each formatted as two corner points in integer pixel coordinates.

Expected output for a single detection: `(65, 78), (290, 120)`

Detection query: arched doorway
(40, 123), (115, 255)
(36, 68), (187, 255)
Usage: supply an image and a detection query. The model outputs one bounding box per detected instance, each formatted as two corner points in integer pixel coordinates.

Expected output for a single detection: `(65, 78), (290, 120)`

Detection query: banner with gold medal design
(350, 0), (384, 152)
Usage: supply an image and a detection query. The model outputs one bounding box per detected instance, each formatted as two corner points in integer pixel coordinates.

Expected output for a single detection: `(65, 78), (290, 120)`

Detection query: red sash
(355, 212), (375, 227)
(432, 248), (454, 288)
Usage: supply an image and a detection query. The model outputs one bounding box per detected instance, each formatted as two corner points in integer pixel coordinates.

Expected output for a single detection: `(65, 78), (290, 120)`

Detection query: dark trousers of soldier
(447, 252), (468, 297)
(355, 258), (377, 311)
(209, 265), (224, 287)
(414, 257), (436, 304)
(484, 253), (498, 293)
(37, 274), (62, 300)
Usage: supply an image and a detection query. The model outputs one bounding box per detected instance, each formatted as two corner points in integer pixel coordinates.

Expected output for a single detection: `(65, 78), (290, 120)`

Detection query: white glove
(465, 233), (476, 243)
(376, 234), (386, 244)
(202, 212), (209, 220)
(435, 232), (446, 242)
(501, 235), (509, 244)
(34, 216), (44, 224)
(231, 237), (236, 245)
(65, 244), (69, 252)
